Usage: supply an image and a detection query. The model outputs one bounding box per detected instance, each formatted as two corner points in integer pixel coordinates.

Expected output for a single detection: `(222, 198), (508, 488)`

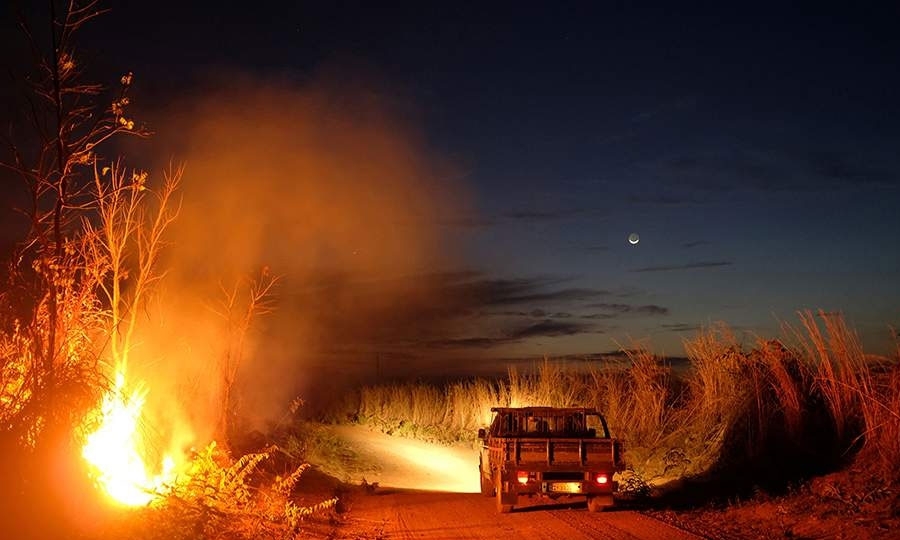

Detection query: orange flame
(81, 365), (177, 506)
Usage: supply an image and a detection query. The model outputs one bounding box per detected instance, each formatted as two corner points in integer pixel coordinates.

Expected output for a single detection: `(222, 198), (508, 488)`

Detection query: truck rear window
(492, 411), (605, 438)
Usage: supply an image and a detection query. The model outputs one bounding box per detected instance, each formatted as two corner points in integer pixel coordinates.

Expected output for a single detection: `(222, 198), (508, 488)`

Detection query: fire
(81, 364), (177, 506)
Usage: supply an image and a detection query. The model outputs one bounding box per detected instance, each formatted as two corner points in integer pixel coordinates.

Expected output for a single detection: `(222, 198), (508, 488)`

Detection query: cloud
(435, 275), (608, 306)
(502, 206), (606, 224)
(491, 309), (546, 317)
(582, 313), (616, 320)
(634, 304), (670, 315)
(488, 309), (573, 318)
(493, 287), (609, 305)
(271, 271), (611, 356)
(427, 318), (593, 349)
(585, 303), (631, 313)
(681, 240), (710, 249)
(631, 261), (733, 272)
(659, 323), (701, 333)
(504, 209), (570, 222)
(582, 303), (670, 318)
(509, 319), (588, 339)
(547, 351), (644, 364)
(427, 336), (512, 349)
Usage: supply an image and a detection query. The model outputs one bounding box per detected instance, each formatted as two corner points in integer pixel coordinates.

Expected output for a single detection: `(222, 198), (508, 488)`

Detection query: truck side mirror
(477, 428), (486, 439)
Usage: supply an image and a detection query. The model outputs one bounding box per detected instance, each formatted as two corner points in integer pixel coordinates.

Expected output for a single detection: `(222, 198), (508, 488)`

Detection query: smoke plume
(127, 73), (469, 439)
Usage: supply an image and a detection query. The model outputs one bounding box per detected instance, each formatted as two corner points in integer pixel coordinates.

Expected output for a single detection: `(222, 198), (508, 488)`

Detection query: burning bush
(92, 442), (338, 539)
(0, 4), (337, 537)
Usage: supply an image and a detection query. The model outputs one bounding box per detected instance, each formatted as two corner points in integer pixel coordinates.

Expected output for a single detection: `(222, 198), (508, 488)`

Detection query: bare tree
(0, 0), (183, 464)
(82, 161), (181, 371)
(1, 0), (148, 395)
(211, 268), (280, 446)
(0, 2), (182, 532)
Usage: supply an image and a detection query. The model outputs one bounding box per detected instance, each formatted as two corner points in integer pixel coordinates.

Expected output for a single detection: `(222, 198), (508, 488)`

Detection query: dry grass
(789, 311), (870, 442)
(346, 312), (900, 496)
(865, 366), (900, 480)
(352, 356), (674, 445)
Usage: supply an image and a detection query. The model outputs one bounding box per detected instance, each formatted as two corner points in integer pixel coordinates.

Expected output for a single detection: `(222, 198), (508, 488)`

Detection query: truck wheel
(480, 475), (494, 497)
(495, 477), (513, 513)
(586, 495), (612, 513)
(479, 460), (494, 496)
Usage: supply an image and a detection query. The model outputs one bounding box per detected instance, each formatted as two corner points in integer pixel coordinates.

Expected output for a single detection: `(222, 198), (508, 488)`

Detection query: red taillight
(594, 473), (609, 485)
(516, 471), (530, 484)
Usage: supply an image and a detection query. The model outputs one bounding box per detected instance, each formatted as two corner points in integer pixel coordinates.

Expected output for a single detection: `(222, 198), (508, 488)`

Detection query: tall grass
(866, 367), (900, 480)
(790, 311), (870, 441)
(352, 354), (668, 443)
(345, 311), (900, 492)
(352, 357), (672, 444)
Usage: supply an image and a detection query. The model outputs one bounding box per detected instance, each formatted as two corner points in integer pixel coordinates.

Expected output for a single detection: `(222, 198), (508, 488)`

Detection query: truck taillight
(516, 471), (533, 484)
(594, 473), (609, 485)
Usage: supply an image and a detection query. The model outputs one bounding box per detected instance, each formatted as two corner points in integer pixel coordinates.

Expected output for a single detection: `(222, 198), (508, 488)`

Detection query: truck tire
(586, 494), (613, 513)
(479, 459), (494, 496)
(495, 476), (513, 513)
(481, 475), (494, 497)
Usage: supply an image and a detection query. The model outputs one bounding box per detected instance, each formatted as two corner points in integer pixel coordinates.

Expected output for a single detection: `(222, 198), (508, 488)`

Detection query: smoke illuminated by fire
(74, 75), (470, 508)
(81, 364), (177, 506)
(125, 76), (470, 428)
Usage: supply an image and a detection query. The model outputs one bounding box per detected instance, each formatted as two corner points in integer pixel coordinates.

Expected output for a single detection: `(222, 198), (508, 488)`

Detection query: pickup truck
(478, 406), (625, 513)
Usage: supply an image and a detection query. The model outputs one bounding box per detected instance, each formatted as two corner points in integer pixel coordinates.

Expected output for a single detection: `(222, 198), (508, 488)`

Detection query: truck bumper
(504, 473), (616, 497)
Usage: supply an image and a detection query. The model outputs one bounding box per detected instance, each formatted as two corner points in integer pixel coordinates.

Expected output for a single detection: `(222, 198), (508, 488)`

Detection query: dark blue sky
(3, 2), (899, 358)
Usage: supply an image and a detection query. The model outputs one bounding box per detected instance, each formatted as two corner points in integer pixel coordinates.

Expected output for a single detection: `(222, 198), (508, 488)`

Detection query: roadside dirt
(647, 467), (900, 540)
(317, 424), (701, 539)
(297, 425), (899, 539)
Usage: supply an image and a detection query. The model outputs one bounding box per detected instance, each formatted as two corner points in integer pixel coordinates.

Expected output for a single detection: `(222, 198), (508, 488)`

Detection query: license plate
(548, 481), (582, 493)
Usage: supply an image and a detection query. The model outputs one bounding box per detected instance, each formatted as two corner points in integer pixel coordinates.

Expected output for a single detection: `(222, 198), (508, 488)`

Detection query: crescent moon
(628, 233), (640, 245)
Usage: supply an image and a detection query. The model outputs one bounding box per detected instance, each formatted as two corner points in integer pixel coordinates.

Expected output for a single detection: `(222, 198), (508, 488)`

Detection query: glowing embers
(81, 365), (176, 506)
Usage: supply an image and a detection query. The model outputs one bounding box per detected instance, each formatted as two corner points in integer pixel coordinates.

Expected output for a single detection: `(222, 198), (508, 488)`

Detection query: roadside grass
(337, 311), (900, 501)
(274, 420), (377, 485)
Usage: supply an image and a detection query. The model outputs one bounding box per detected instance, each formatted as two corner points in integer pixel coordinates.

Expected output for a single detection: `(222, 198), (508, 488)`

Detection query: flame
(81, 364), (177, 506)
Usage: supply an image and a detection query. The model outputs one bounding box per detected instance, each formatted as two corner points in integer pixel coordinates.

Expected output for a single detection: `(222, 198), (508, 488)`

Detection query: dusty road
(327, 425), (702, 539)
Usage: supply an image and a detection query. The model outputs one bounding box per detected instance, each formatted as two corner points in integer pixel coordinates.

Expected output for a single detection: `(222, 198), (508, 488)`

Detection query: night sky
(2, 2), (899, 363)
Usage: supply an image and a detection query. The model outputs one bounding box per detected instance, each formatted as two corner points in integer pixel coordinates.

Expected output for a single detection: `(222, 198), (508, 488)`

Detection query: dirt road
(327, 425), (702, 539)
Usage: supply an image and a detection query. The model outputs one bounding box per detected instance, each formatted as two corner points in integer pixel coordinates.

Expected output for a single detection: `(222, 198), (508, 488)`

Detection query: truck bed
(491, 437), (619, 468)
